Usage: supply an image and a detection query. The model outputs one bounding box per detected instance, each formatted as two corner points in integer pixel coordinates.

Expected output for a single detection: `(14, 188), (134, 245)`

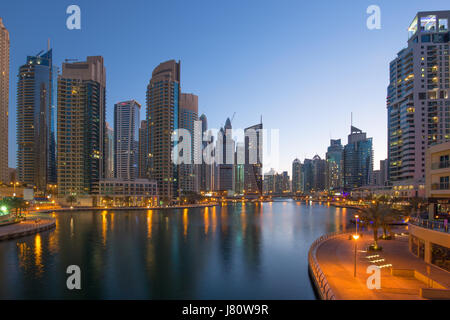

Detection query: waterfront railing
(409, 216), (449, 233)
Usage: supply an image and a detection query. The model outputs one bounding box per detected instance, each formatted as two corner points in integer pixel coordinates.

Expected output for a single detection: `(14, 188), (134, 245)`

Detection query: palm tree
(360, 200), (401, 250)
(66, 195), (77, 207)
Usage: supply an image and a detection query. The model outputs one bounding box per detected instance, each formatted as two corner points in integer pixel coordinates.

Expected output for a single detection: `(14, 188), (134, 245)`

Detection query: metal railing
(409, 216), (449, 233)
(431, 161), (450, 170)
(308, 231), (348, 300)
(431, 183), (450, 190)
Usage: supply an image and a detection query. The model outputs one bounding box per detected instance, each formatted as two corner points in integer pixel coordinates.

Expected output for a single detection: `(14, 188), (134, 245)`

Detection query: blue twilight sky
(1, 0), (449, 176)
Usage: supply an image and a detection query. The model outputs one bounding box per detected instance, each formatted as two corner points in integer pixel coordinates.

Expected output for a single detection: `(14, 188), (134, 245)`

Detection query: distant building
(16, 49), (56, 192)
(302, 159), (313, 193)
(263, 168), (276, 194)
(57, 56), (106, 196)
(312, 155), (327, 191)
(178, 93), (199, 193)
(244, 122), (263, 195)
(292, 159), (302, 194)
(275, 171), (290, 194)
(114, 100), (140, 180)
(216, 118), (234, 191)
(138, 120), (148, 179)
(234, 142), (245, 195)
(326, 139), (343, 191)
(198, 114), (214, 192)
(105, 122), (114, 178)
(0, 18), (9, 184)
(343, 126), (373, 191)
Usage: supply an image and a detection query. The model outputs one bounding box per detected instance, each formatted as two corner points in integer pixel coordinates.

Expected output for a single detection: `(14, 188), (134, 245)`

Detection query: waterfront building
(275, 171), (290, 194)
(234, 142), (245, 195)
(312, 155), (327, 192)
(178, 93), (199, 193)
(146, 60), (180, 204)
(388, 11), (450, 190)
(244, 122), (263, 195)
(302, 159), (314, 193)
(92, 178), (158, 207)
(216, 118), (234, 192)
(326, 139), (343, 191)
(57, 56), (106, 196)
(114, 100), (140, 180)
(16, 49), (56, 192)
(263, 168), (276, 194)
(292, 159), (302, 194)
(198, 114), (214, 192)
(0, 18), (8, 184)
(343, 126), (373, 191)
(105, 122), (114, 178)
(138, 120), (148, 179)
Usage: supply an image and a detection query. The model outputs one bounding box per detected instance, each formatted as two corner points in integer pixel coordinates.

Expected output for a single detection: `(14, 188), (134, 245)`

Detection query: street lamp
(355, 214), (359, 236)
(352, 234), (360, 277)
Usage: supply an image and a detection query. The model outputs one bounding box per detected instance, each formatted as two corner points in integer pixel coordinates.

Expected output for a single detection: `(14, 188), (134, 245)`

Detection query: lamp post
(352, 234), (360, 277)
(355, 214), (359, 236)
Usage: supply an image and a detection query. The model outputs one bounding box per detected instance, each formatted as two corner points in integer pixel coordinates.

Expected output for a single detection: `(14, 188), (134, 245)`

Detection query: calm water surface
(0, 200), (352, 299)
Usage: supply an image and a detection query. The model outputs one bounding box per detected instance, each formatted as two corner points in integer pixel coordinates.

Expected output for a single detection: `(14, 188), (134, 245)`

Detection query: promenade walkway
(315, 229), (449, 300)
(0, 218), (56, 241)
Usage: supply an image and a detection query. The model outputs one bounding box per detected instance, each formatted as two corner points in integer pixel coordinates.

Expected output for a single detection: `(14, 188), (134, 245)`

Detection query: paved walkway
(0, 218), (56, 241)
(316, 228), (449, 300)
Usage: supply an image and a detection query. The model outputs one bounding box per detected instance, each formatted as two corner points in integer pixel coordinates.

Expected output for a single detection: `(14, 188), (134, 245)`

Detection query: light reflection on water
(0, 200), (352, 299)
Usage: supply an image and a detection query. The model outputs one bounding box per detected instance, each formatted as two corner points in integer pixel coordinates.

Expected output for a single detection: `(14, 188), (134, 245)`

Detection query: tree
(405, 196), (426, 218)
(359, 200), (402, 250)
(66, 195), (77, 207)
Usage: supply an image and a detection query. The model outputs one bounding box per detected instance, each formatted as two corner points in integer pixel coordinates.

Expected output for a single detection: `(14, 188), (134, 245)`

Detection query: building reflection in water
(204, 207), (209, 236)
(182, 209), (187, 238)
(34, 233), (43, 277)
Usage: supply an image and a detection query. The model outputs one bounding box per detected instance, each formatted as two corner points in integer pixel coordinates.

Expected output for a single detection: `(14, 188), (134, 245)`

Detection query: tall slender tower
(105, 122), (114, 178)
(114, 100), (140, 180)
(244, 122), (263, 195)
(388, 11), (450, 188)
(146, 60), (180, 204)
(179, 93), (198, 193)
(0, 18), (9, 183)
(16, 49), (55, 192)
(138, 120), (148, 179)
(57, 56), (106, 196)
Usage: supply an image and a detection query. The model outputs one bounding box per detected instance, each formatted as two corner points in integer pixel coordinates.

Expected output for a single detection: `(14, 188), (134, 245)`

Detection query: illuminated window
(421, 15), (436, 32)
(439, 18), (448, 32)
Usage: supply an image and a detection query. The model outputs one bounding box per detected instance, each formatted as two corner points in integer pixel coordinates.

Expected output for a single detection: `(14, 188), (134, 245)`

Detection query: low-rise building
(92, 178), (158, 207)
(426, 141), (450, 218)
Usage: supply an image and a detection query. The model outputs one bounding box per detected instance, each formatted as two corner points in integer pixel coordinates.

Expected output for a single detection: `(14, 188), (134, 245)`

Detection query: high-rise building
(302, 159), (313, 193)
(216, 118), (234, 192)
(234, 142), (245, 195)
(263, 168), (276, 194)
(114, 100), (140, 180)
(244, 122), (263, 195)
(326, 139), (343, 191)
(274, 171), (290, 194)
(57, 56), (106, 196)
(198, 114), (214, 192)
(312, 155), (327, 191)
(0, 18), (9, 183)
(178, 93), (198, 193)
(16, 49), (56, 192)
(138, 120), (148, 179)
(292, 159), (302, 194)
(343, 126), (373, 191)
(146, 60), (180, 204)
(387, 11), (450, 186)
(105, 122), (114, 178)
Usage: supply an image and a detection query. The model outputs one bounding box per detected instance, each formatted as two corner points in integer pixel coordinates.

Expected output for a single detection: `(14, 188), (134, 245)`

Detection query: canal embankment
(0, 218), (56, 241)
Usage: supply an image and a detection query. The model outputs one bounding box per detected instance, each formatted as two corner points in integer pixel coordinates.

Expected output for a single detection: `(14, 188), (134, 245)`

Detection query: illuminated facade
(244, 122), (263, 195)
(114, 100), (140, 180)
(57, 56), (106, 196)
(388, 11), (450, 189)
(0, 18), (9, 183)
(17, 49), (56, 192)
(326, 139), (343, 191)
(292, 159), (302, 194)
(146, 60), (180, 204)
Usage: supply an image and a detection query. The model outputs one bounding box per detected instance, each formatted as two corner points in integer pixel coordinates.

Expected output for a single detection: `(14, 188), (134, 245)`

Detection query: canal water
(0, 200), (352, 299)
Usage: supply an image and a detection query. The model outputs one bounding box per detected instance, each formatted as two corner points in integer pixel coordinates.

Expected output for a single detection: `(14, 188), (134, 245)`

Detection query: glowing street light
(355, 214), (359, 235)
(352, 234), (360, 277)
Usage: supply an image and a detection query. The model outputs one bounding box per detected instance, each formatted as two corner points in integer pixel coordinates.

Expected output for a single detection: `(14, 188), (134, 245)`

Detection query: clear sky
(2, 0), (449, 176)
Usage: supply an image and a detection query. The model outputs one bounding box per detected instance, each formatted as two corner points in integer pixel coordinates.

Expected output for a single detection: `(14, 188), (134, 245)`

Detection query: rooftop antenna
(47, 38), (50, 51)
(351, 112), (353, 127)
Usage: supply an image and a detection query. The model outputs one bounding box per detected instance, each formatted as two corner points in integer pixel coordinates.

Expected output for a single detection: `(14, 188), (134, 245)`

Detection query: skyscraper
(138, 120), (148, 179)
(312, 155), (327, 191)
(0, 18), (9, 183)
(178, 93), (198, 193)
(292, 159), (302, 194)
(114, 100), (140, 180)
(57, 56), (106, 196)
(244, 122), (263, 195)
(146, 60), (180, 204)
(16, 49), (55, 192)
(302, 159), (313, 193)
(216, 118), (234, 192)
(198, 114), (213, 192)
(105, 122), (114, 178)
(326, 139), (343, 191)
(343, 126), (373, 191)
(388, 11), (450, 186)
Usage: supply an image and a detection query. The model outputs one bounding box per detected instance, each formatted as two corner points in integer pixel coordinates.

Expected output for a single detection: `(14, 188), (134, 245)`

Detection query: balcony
(431, 183), (450, 190)
(431, 161), (450, 170)
(409, 217), (449, 234)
